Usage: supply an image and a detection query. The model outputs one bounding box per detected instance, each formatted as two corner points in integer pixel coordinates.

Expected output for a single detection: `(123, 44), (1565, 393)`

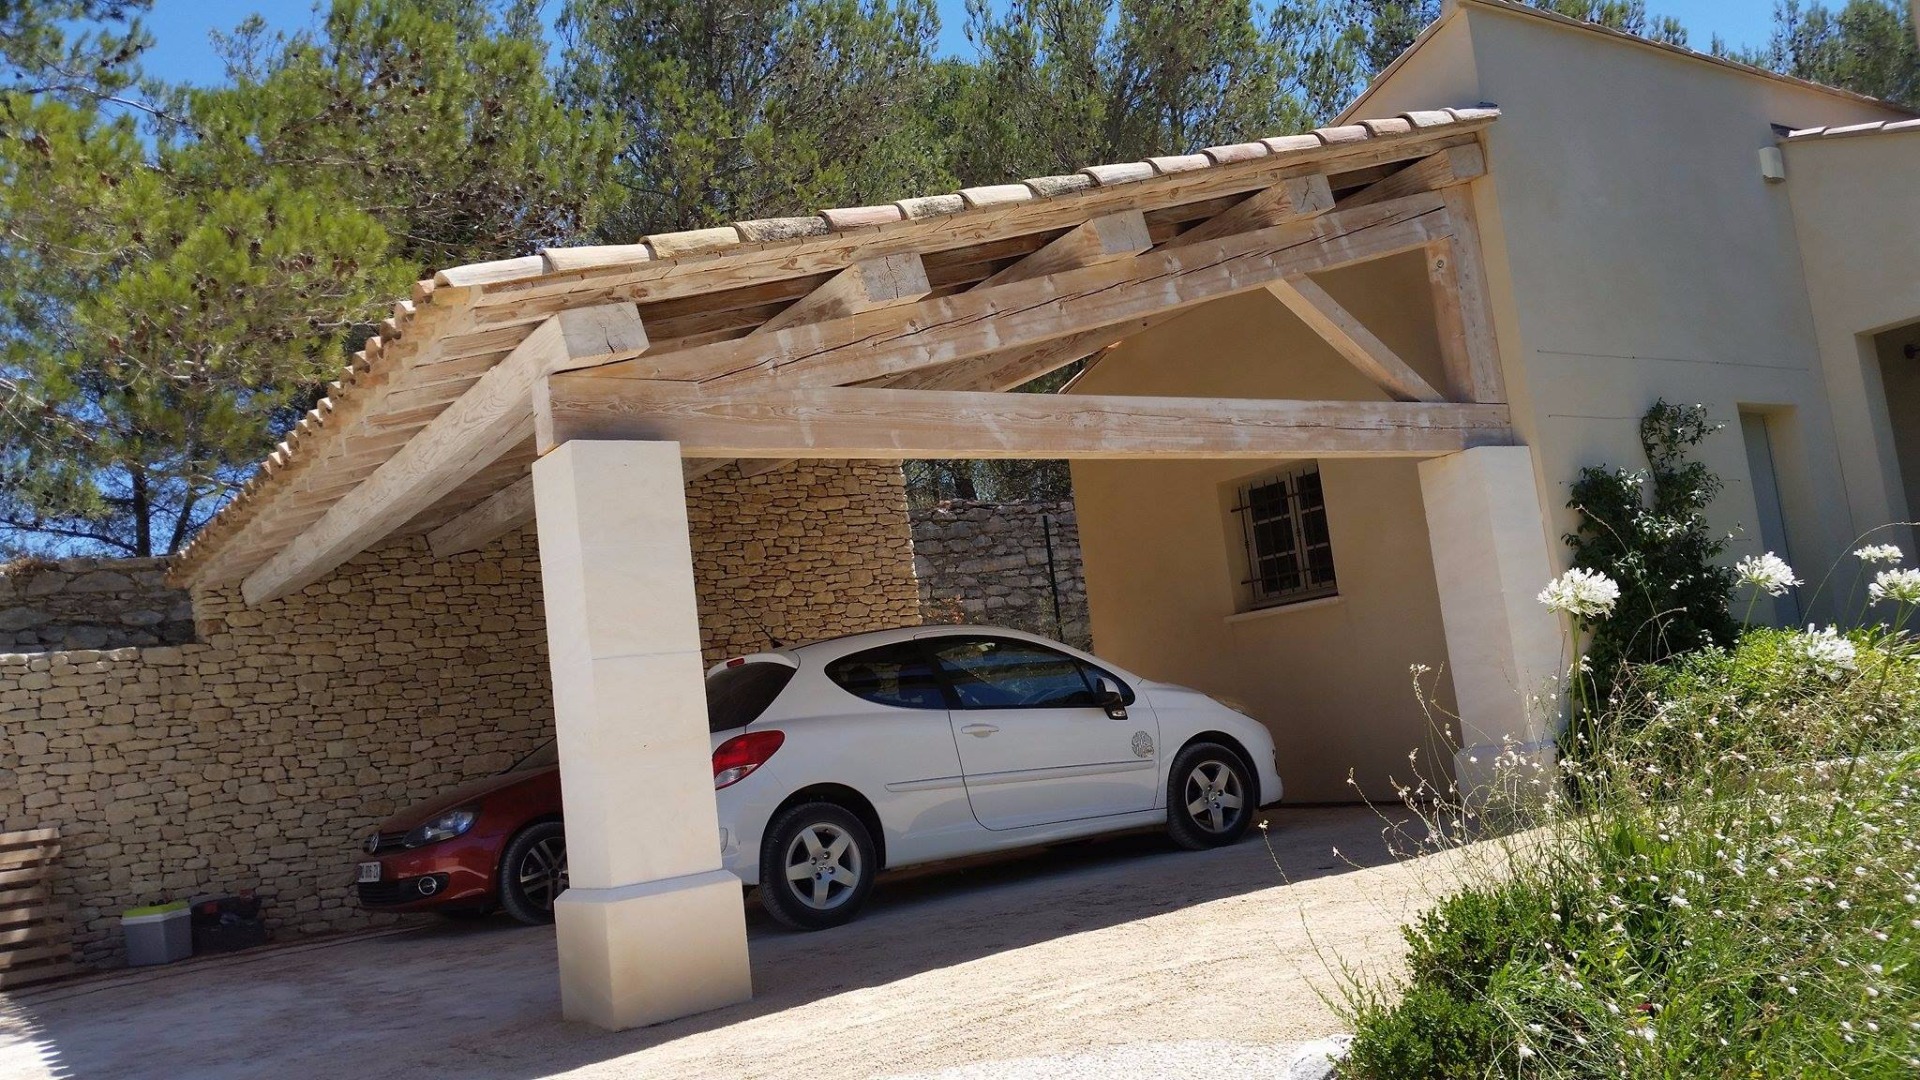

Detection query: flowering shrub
(1342, 629), (1920, 1078)
(1562, 400), (1736, 693)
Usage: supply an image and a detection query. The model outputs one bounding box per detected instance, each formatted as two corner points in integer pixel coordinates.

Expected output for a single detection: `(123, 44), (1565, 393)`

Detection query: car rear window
(706, 662), (798, 732)
(825, 643), (949, 710)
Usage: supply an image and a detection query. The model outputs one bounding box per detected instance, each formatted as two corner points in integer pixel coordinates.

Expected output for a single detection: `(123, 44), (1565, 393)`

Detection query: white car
(706, 625), (1282, 930)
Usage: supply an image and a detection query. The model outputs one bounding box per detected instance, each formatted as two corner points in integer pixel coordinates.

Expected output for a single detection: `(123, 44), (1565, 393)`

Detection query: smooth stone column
(1418, 445), (1566, 806)
(533, 439), (751, 1030)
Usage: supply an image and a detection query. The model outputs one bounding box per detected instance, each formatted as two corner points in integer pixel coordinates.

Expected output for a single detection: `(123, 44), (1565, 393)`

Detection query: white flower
(1793, 626), (1856, 681)
(1856, 543), (1904, 565)
(1538, 567), (1621, 619)
(1735, 552), (1800, 596)
(1868, 567), (1920, 606)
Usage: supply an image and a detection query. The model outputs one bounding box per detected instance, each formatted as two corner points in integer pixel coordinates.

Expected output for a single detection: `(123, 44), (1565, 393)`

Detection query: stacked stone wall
(0, 557), (195, 651)
(0, 461), (921, 968)
(910, 499), (1090, 650)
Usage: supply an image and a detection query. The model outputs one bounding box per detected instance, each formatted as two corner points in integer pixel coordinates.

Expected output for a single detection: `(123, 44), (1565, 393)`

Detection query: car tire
(1166, 742), (1255, 850)
(758, 802), (877, 932)
(498, 821), (568, 926)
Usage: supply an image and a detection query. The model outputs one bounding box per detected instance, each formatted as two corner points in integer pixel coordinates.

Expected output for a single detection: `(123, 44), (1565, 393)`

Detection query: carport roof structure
(168, 106), (1512, 604)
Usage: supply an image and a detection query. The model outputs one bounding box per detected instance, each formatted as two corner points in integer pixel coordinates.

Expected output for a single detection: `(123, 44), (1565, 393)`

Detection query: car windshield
(507, 739), (558, 773)
(706, 661), (798, 732)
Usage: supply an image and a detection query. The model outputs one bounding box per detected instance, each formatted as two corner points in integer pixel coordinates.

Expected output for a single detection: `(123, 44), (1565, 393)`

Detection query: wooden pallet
(0, 829), (70, 989)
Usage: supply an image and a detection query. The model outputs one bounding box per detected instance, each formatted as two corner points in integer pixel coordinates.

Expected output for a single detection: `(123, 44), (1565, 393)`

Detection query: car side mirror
(1097, 677), (1128, 721)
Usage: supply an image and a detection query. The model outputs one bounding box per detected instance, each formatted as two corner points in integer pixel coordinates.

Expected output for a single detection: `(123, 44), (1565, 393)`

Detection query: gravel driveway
(0, 806), (1453, 1080)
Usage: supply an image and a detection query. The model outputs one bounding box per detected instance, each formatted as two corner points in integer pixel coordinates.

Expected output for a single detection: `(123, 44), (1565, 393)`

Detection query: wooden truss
(204, 127), (1510, 605)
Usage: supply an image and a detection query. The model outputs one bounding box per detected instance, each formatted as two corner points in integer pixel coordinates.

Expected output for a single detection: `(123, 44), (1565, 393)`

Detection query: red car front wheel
(498, 821), (568, 925)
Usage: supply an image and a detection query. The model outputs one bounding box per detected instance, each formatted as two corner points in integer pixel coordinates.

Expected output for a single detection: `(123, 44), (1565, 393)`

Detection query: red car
(353, 741), (566, 924)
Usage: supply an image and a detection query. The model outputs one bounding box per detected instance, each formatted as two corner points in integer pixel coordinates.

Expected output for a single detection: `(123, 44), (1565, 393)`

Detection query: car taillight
(712, 730), (785, 790)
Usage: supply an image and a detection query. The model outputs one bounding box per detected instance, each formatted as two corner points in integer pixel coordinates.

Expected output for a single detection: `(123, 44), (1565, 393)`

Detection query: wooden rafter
(1265, 276), (1445, 402)
(1339, 144), (1485, 208)
(1163, 175), (1333, 250)
(1426, 188), (1505, 403)
(425, 472), (535, 558)
(242, 304), (647, 603)
(752, 253), (931, 335)
(539, 378), (1514, 460)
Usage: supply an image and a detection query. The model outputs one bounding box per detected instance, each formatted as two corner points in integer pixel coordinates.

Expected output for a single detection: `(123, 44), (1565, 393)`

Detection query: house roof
(170, 106), (1500, 589)
(1340, 0), (1917, 124)
(1784, 118), (1920, 141)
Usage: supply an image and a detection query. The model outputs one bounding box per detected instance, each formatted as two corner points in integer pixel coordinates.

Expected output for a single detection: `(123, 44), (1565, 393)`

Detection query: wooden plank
(877, 315), (1177, 394)
(1426, 187), (1505, 403)
(541, 378), (1514, 460)
(976, 211), (1150, 289)
(0, 957), (72, 983)
(0, 847), (55, 869)
(242, 304), (647, 605)
(0, 885), (48, 909)
(0, 866), (50, 888)
(1339, 144), (1485, 209)
(1162, 175), (1333, 250)
(752, 253), (930, 336)
(596, 193), (1450, 394)
(426, 473), (535, 558)
(1265, 276), (1445, 402)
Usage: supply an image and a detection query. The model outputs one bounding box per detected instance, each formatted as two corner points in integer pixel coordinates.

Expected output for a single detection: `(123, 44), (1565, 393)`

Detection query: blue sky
(135, 0), (1781, 87)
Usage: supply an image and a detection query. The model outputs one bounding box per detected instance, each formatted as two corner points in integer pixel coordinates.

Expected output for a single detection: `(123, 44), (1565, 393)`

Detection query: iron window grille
(1231, 465), (1337, 609)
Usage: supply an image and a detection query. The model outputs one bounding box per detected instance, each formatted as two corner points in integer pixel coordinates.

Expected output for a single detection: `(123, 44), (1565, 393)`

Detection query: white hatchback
(706, 625), (1283, 930)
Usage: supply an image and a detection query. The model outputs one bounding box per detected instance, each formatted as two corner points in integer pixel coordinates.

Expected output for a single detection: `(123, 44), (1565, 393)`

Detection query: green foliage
(1730, 0), (1919, 108)
(559, 0), (952, 236)
(1, 0), (151, 100)
(1563, 400), (1737, 686)
(0, 0), (612, 556)
(1344, 629), (1920, 1078)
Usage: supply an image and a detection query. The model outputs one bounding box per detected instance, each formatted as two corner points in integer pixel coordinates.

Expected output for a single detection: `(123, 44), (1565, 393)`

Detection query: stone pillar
(533, 440), (752, 1030)
(1418, 445), (1565, 803)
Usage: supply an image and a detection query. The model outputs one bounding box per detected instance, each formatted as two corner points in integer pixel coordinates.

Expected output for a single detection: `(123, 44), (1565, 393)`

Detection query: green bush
(1341, 628), (1920, 1079)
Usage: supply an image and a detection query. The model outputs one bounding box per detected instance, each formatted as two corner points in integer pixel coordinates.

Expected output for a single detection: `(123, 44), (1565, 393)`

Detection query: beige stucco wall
(0, 461), (920, 968)
(1360, 3), (1912, 620)
(1071, 265), (1460, 805)
(1781, 130), (1920, 554)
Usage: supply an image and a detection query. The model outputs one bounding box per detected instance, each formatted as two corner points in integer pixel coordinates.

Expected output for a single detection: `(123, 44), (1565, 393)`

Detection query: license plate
(357, 862), (381, 883)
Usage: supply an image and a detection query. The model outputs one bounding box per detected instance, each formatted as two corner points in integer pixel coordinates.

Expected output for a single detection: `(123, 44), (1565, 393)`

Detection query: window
(825, 643), (949, 709)
(1231, 464), (1337, 609)
(927, 636), (1109, 710)
(706, 661), (799, 731)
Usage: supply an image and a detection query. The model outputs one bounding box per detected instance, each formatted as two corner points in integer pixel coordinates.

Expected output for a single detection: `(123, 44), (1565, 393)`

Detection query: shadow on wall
(1, 806), (1408, 1080)
(0, 557), (195, 652)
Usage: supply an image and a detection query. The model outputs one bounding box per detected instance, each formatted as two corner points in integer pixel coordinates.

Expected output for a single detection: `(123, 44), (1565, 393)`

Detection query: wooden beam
(243, 304), (646, 604)
(540, 377), (1514, 460)
(601, 192), (1450, 392)
(1163, 175), (1333, 250)
(977, 211), (1150, 289)
(1426, 187), (1505, 403)
(1340, 144), (1485, 209)
(1265, 276), (1445, 403)
(752, 253), (930, 335)
(425, 473), (534, 558)
(878, 314), (1176, 394)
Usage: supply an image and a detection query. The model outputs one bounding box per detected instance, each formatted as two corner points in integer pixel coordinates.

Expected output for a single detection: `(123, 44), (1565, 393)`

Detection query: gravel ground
(0, 806), (1457, 1080)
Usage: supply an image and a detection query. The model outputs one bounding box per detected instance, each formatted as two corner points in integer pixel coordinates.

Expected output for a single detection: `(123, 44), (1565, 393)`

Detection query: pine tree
(1733, 0), (1919, 107)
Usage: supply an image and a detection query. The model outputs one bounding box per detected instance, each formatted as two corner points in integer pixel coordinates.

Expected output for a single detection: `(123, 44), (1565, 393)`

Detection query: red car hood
(377, 767), (556, 832)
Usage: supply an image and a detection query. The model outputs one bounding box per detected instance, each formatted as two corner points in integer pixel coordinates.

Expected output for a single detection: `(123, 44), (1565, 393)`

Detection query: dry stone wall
(0, 557), (195, 652)
(911, 499), (1090, 650)
(0, 461), (920, 969)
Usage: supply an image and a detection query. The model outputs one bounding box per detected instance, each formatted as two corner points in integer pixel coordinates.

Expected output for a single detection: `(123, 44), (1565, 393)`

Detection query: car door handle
(960, 723), (999, 738)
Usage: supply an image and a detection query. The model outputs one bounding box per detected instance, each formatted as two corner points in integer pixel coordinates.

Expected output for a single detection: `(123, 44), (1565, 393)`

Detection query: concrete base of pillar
(1454, 738), (1560, 811)
(555, 869), (753, 1030)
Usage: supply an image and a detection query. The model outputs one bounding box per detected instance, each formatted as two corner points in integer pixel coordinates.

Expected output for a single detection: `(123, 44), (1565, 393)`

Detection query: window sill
(1223, 594), (1344, 625)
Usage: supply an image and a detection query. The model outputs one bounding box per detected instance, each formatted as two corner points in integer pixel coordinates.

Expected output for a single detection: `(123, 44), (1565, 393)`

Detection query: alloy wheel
(1184, 760), (1245, 835)
(782, 822), (863, 911)
(517, 836), (568, 913)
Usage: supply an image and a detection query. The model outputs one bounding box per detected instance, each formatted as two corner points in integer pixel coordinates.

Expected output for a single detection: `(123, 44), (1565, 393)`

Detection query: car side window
(926, 637), (1105, 710)
(825, 643), (950, 710)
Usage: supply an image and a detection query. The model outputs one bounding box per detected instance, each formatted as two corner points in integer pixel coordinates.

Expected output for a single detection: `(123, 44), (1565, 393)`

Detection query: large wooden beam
(977, 211), (1151, 289)
(598, 192), (1451, 392)
(243, 304), (646, 604)
(1339, 144), (1485, 208)
(425, 472), (535, 558)
(752, 253), (930, 335)
(1163, 175), (1333, 250)
(539, 377), (1514, 461)
(1265, 276), (1445, 402)
(1427, 188), (1505, 403)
